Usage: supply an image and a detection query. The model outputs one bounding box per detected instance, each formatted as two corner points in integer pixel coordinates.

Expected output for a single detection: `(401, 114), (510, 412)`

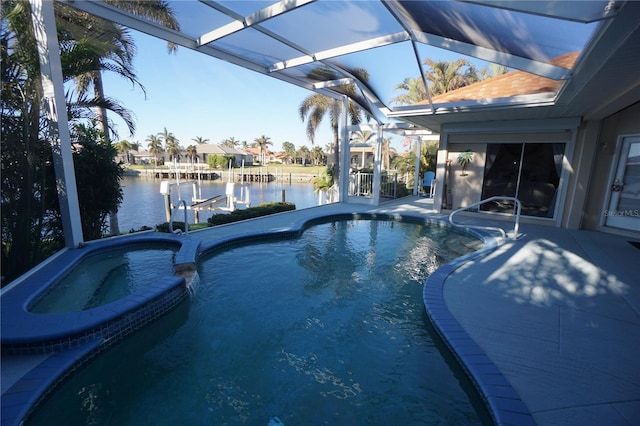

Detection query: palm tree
(391, 154), (416, 186)
(390, 77), (427, 105)
(146, 134), (164, 170)
(424, 58), (482, 96)
(186, 144), (198, 169)
(483, 63), (510, 79)
(311, 146), (325, 166)
(457, 150), (473, 176)
(114, 139), (134, 164)
(0, 0), (177, 274)
(57, 2), (179, 237)
(312, 172), (334, 196)
(282, 141), (296, 164)
(350, 130), (375, 169)
(297, 145), (311, 165)
(391, 59), (493, 106)
(253, 135), (273, 165)
(165, 139), (182, 164)
(221, 137), (239, 148)
(192, 136), (209, 145)
(158, 127), (180, 162)
(63, 1), (180, 140)
(299, 67), (368, 182)
(350, 130), (375, 144)
(421, 140), (437, 174)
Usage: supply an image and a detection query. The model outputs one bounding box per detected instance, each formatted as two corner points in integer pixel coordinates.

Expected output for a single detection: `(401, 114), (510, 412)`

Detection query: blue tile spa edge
(1, 233), (190, 353)
(1, 233), (196, 425)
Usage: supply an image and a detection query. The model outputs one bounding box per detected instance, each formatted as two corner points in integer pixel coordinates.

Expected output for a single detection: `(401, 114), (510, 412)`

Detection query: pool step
(442, 235), (484, 257)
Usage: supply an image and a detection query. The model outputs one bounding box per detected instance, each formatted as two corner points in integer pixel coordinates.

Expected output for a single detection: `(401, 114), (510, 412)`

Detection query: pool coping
(1, 211), (534, 425)
(422, 230), (537, 426)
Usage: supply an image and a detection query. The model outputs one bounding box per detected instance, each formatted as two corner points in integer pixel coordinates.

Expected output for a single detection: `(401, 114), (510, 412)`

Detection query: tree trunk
(93, 71), (120, 236)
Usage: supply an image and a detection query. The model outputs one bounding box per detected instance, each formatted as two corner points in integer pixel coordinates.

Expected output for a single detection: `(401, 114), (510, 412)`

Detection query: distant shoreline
(122, 166), (319, 183)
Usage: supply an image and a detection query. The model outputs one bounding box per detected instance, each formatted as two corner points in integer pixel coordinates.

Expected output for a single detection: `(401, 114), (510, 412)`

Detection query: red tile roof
(419, 52), (579, 105)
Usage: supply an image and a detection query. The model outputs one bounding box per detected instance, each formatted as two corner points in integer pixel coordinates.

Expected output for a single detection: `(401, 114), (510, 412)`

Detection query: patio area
(431, 212), (640, 425)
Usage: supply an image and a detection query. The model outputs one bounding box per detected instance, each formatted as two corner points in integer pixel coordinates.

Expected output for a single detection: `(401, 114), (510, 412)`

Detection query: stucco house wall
(446, 144), (486, 210)
(581, 102), (640, 233)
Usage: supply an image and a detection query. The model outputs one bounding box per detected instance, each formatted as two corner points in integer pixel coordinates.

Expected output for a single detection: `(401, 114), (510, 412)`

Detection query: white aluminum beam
(58, 0), (324, 93)
(339, 96), (351, 202)
(30, 0), (84, 247)
(379, 0), (436, 111)
(199, 0), (316, 45)
(372, 126), (383, 205)
(313, 78), (353, 90)
(412, 138), (422, 195)
(199, 20), (245, 46)
(270, 32), (409, 72)
(413, 31), (572, 80)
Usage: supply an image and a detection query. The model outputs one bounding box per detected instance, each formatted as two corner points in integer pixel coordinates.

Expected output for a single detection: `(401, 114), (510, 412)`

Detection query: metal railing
(348, 172), (399, 199)
(169, 199), (189, 234)
(448, 196), (521, 240)
(348, 172), (373, 196)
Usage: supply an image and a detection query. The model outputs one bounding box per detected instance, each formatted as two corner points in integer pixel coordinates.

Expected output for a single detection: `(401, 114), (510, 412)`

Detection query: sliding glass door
(481, 143), (565, 217)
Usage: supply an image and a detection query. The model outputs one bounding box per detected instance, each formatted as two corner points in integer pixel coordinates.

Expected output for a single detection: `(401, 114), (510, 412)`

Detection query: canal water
(115, 175), (319, 232)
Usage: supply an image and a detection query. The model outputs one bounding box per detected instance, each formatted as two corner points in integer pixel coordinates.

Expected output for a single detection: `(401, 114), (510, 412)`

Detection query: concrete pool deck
(378, 198), (640, 425)
(2, 196), (639, 425)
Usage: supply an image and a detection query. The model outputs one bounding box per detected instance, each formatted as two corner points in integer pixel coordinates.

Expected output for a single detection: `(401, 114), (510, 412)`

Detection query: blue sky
(103, 30), (463, 153)
(105, 32), (343, 152)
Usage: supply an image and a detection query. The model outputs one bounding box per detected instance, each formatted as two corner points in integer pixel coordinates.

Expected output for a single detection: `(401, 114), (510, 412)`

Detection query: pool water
(30, 245), (177, 313)
(29, 220), (487, 425)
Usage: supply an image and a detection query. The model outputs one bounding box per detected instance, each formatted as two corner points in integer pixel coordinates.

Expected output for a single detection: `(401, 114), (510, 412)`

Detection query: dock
(130, 168), (315, 183)
(154, 171), (219, 180)
(236, 173), (274, 182)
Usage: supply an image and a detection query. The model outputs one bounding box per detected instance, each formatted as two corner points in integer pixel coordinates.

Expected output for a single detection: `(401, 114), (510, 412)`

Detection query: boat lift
(160, 162), (250, 224)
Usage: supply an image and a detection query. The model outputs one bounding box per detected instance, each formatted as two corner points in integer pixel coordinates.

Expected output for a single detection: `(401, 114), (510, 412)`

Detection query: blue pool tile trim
(2, 213), (535, 425)
(174, 235), (201, 272)
(1, 341), (101, 426)
(2, 274), (185, 353)
(1, 233), (194, 425)
(423, 229), (536, 426)
(1, 233), (184, 353)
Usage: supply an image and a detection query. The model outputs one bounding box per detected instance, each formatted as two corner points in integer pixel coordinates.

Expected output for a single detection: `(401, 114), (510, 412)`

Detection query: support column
(30, 0), (84, 247)
(339, 96), (350, 202)
(434, 132), (448, 212)
(413, 137), (422, 195)
(372, 126), (382, 205)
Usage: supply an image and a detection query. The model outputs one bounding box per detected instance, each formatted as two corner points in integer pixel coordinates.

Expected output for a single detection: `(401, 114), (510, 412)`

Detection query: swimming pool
(28, 219), (489, 425)
(29, 244), (177, 313)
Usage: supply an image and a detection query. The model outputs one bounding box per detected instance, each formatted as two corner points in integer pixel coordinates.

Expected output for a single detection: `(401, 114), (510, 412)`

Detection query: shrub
(155, 221), (187, 233)
(207, 202), (295, 226)
(155, 202), (296, 232)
